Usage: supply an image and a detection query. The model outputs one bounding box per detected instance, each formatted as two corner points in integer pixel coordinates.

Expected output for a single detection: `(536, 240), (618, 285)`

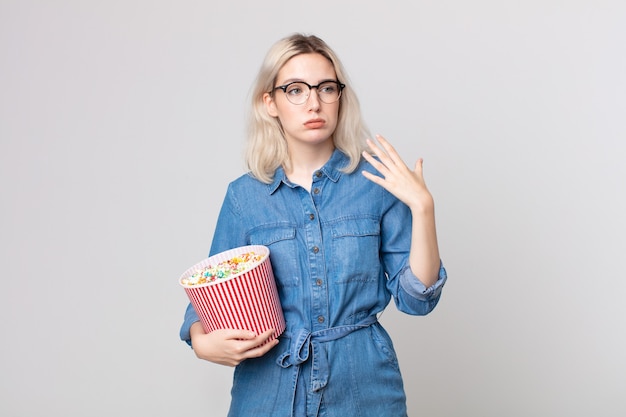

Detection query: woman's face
(264, 53), (340, 150)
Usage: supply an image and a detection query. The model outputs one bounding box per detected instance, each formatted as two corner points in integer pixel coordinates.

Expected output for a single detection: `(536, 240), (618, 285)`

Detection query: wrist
(189, 321), (205, 339)
(409, 196), (434, 216)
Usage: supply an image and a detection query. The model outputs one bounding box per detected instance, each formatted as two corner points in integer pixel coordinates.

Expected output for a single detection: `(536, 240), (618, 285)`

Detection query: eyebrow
(277, 77), (338, 86)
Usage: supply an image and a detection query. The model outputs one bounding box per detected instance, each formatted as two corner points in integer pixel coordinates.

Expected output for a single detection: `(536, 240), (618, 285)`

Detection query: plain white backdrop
(1, 1), (625, 416)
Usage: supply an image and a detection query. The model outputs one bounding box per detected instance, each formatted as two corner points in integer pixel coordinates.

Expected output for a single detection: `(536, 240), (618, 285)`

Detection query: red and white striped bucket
(179, 245), (285, 342)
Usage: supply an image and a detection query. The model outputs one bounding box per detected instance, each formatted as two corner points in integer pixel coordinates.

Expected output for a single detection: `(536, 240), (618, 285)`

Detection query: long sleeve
(377, 184), (447, 315)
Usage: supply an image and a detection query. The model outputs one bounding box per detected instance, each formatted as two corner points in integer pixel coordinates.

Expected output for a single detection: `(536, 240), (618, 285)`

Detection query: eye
(286, 83), (306, 96)
(318, 82), (337, 94)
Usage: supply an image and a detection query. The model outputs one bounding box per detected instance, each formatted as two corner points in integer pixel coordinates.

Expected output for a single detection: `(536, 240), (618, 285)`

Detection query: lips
(304, 118), (325, 129)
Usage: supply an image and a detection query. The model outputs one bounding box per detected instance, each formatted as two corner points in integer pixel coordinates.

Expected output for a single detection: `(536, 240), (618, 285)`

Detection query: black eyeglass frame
(271, 80), (346, 104)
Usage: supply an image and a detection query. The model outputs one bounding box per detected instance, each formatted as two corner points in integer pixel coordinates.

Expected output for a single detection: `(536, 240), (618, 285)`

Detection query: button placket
(307, 171), (328, 331)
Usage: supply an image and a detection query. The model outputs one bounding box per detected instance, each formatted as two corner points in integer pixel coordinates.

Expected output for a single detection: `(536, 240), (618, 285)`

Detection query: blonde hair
(245, 33), (370, 183)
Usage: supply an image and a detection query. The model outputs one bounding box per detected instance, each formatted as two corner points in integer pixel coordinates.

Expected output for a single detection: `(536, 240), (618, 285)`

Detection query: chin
(308, 135), (334, 146)
(308, 129), (334, 141)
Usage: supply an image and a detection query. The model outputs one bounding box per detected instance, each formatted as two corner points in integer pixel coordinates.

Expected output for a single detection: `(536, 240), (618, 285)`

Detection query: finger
(220, 328), (258, 340)
(238, 328), (275, 348)
(365, 138), (391, 164)
(362, 153), (391, 181)
(367, 137), (407, 178)
(361, 168), (386, 187)
(247, 337), (279, 359)
(414, 158), (424, 175)
(374, 135), (403, 165)
(364, 138), (397, 173)
(362, 147), (386, 170)
(256, 328), (276, 342)
(241, 330), (279, 359)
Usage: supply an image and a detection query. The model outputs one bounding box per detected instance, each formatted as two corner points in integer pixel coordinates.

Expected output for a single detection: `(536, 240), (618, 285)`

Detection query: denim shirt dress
(180, 149), (447, 417)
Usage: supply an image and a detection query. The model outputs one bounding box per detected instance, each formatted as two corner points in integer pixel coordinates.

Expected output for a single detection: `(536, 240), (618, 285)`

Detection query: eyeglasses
(272, 80), (345, 105)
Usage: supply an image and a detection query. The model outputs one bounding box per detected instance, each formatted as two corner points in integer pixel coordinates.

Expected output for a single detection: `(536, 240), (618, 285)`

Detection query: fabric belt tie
(276, 315), (378, 416)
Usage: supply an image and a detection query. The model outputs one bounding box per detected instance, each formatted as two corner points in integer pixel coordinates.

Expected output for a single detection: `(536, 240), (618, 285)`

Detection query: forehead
(277, 53), (337, 83)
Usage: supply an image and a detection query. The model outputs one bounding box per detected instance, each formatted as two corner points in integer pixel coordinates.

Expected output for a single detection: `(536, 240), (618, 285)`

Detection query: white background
(1, 1), (625, 416)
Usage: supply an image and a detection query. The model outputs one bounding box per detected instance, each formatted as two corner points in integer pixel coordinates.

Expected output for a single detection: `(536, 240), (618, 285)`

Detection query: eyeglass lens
(281, 81), (342, 105)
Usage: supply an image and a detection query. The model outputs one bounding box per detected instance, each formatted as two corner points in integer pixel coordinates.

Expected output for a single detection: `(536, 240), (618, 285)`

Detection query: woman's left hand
(361, 135), (434, 213)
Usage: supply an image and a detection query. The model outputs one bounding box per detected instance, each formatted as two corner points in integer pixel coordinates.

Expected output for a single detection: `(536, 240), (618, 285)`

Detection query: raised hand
(361, 134), (434, 213)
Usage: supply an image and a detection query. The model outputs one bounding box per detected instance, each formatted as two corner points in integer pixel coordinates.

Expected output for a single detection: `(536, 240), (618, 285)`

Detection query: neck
(285, 141), (335, 191)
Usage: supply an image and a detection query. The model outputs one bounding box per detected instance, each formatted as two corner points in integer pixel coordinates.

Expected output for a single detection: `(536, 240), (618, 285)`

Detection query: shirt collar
(267, 149), (349, 195)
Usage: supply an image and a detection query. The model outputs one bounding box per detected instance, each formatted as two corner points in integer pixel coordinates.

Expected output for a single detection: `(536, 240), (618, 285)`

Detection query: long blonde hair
(245, 33), (370, 183)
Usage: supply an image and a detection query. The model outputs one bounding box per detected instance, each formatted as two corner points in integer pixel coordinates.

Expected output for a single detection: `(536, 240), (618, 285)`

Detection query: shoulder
(227, 172), (268, 190)
(223, 172), (276, 206)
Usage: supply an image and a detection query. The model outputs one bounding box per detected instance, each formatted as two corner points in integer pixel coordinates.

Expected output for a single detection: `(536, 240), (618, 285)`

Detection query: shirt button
(317, 316), (325, 323)
(312, 246), (319, 254)
(313, 187), (320, 195)
(315, 171), (323, 178)
(309, 213), (315, 220)
(316, 279), (323, 286)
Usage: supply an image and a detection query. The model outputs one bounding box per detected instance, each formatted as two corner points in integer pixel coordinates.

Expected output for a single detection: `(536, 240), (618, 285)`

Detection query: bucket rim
(178, 245), (270, 288)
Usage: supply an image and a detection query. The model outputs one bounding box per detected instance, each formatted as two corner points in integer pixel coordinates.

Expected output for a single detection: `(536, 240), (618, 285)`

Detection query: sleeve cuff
(399, 261), (447, 301)
(179, 303), (200, 347)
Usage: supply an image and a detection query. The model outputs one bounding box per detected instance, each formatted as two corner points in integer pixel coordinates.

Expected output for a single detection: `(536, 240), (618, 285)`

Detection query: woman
(180, 33), (447, 417)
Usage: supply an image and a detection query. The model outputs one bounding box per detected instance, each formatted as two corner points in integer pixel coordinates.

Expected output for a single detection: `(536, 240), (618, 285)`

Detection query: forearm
(360, 135), (443, 287)
(408, 202), (440, 288)
(189, 321), (205, 342)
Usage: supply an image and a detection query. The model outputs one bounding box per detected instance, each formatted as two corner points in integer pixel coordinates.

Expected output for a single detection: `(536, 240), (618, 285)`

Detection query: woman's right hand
(189, 322), (279, 367)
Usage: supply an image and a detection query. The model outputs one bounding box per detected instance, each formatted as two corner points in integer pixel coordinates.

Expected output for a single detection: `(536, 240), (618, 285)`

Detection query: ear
(263, 92), (278, 117)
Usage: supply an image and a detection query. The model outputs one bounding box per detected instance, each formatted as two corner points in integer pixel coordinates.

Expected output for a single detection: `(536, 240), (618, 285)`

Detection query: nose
(307, 87), (321, 110)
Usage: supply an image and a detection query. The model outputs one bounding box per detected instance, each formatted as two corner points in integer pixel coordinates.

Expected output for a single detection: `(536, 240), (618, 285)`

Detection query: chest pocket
(248, 225), (299, 287)
(329, 216), (381, 283)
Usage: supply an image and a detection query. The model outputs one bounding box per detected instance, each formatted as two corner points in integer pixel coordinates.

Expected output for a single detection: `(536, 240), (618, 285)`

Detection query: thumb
(414, 158), (424, 173)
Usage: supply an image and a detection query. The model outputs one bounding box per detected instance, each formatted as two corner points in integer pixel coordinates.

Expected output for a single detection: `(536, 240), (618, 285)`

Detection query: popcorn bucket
(179, 245), (285, 342)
